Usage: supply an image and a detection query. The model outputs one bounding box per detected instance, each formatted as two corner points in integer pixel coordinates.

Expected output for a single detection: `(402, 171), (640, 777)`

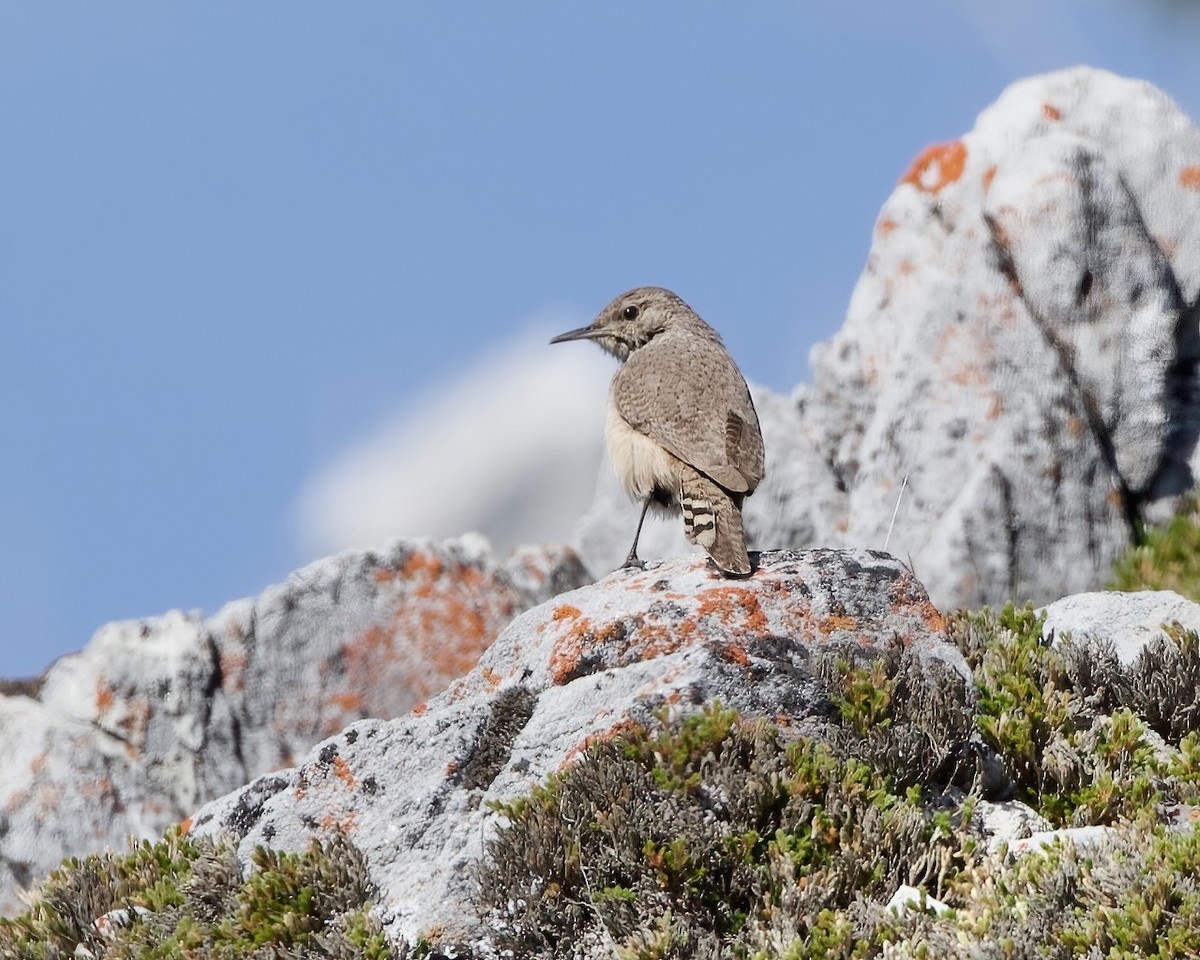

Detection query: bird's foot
(621, 552), (645, 571)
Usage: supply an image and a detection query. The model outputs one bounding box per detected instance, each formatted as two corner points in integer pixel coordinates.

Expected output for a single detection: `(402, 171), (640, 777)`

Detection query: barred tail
(680, 469), (752, 577)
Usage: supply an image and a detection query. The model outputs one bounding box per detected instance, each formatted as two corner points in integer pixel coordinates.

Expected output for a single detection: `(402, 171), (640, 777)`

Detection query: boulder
(189, 548), (975, 948)
(0, 537), (587, 915)
(1041, 589), (1200, 665)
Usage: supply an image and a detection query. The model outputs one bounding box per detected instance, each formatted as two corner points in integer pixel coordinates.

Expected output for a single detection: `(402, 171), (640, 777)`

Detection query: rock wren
(551, 287), (764, 577)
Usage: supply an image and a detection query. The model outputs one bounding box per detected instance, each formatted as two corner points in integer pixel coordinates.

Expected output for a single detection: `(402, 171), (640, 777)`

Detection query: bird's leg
(622, 497), (652, 569)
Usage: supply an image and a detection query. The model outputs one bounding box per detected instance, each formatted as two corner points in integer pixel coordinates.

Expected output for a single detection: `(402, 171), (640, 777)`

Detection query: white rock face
(1041, 589), (1200, 665)
(189, 549), (973, 948)
(575, 67), (1200, 611)
(0, 538), (588, 916)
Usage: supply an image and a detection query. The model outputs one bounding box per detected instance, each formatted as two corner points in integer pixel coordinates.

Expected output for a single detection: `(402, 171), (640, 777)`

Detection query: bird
(551, 286), (764, 577)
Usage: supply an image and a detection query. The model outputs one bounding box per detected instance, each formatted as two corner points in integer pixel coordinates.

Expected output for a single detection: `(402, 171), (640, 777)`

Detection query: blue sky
(3, 1), (1199, 678)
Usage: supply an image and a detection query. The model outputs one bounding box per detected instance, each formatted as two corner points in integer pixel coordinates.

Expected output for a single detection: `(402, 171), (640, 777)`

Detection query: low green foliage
(0, 830), (396, 960)
(1111, 496), (1200, 598)
(812, 638), (978, 790)
(948, 603), (1200, 827)
(936, 820), (1200, 959)
(480, 704), (970, 958)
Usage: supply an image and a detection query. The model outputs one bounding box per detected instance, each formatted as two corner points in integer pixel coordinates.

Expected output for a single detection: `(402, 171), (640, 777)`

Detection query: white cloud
(293, 314), (613, 559)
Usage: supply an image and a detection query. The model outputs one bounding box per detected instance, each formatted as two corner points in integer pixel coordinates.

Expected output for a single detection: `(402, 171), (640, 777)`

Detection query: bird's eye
(622, 305), (640, 321)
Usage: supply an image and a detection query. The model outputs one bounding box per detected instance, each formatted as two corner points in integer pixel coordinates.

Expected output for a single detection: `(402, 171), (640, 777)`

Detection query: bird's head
(550, 286), (713, 362)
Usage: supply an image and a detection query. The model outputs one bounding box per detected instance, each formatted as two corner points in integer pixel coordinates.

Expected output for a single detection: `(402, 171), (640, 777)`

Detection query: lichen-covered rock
(809, 67), (1200, 611)
(574, 67), (1200, 612)
(188, 548), (975, 949)
(0, 537), (587, 916)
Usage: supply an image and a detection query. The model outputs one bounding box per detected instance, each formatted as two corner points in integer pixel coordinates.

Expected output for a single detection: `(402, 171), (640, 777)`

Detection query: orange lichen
(919, 602), (948, 633)
(332, 755), (356, 788)
(219, 647), (247, 693)
(320, 810), (357, 833)
(445, 759), (459, 777)
(901, 140), (968, 194)
(328, 557), (511, 722)
(1181, 165), (1200, 191)
(95, 681), (115, 713)
(819, 615), (859, 634)
(695, 587), (770, 635)
(982, 165), (998, 191)
(987, 393), (1004, 421)
(631, 627), (686, 662)
(402, 549), (445, 580)
(326, 691), (365, 715)
(179, 816), (193, 836)
(721, 642), (751, 667)
(481, 667), (502, 689)
(949, 364), (987, 387)
(548, 616), (629, 685)
(876, 216), (897, 236)
(1042, 103), (1062, 121)
(412, 701), (428, 717)
(548, 647), (584, 686)
(552, 604), (582, 622)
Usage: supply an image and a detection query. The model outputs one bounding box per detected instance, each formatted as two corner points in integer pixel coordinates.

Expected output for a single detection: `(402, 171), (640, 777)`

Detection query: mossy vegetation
(0, 829), (397, 960)
(1111, 495), (1200, 598)
(479, 703), (971, 958)
(949, 603), (1200, 827)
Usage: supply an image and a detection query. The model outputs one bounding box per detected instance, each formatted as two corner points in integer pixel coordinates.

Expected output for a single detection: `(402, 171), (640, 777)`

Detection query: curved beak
(550, 324), (603, 345)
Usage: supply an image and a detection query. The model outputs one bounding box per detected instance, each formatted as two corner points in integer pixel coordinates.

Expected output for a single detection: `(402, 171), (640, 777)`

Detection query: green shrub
(947, 604), (1200, 826)
(0, 830), (395, 960)
(479, 704), (970, 959)
(1111, 496), (1200, 598)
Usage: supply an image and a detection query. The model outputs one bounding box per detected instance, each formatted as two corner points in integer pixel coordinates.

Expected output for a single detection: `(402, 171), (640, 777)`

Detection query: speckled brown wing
(612, 330), (764, 494)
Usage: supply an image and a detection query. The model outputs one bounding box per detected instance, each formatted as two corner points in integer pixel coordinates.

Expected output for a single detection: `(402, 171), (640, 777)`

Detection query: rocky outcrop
(577, 67), (1200, 611)
(0, 537), (588, 915)
(188, 549), (975, 948)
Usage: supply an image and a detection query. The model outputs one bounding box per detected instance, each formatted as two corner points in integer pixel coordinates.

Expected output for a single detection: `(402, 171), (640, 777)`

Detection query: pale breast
(604, 393), (681, 503)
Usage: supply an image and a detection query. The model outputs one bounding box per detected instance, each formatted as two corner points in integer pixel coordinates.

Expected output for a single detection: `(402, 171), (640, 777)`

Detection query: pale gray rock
(804, 67), (1200, 610)
(1041, 589), (1200, 665)
(1007, 825), (1116, 858)
(189, 548), (974, 949)
(575, 67), (1200, 610)
(0, 537), (587, 916)
(975, 799), (1054, 855)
